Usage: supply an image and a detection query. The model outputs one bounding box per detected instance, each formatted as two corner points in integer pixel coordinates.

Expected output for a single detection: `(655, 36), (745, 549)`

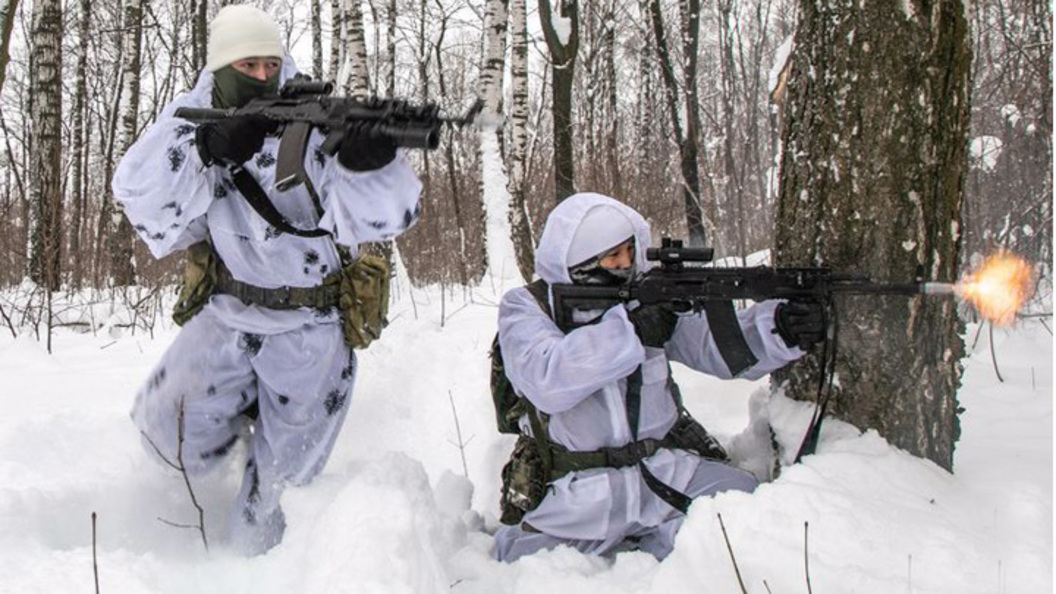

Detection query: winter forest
(0, 0), (1052, 591)
(0, 0), (1050, 292)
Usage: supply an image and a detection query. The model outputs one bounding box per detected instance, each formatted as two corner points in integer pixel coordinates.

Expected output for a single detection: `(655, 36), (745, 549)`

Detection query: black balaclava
(211, 65), (279, 109)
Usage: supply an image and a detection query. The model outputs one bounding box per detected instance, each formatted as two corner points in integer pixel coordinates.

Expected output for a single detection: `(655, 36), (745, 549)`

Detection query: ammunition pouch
(499, 435), (548, 526)
(172, 241), (220, 326)
(333, 254), (391, 349)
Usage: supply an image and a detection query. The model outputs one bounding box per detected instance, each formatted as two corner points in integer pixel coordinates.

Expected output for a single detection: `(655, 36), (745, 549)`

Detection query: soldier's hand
(195, 114), (273, 166)
(627, 303), (679, 348)
(337, 125), (397, 171)
(774, 300), (826, 350)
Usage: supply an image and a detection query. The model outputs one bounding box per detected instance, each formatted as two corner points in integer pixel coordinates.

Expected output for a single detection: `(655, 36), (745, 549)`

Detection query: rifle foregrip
(174, 107), (234, 122)
(378, 124), (440, 150)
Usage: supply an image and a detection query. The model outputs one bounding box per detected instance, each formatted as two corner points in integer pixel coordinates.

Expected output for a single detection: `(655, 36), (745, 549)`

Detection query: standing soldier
(112, 5), (422, 555)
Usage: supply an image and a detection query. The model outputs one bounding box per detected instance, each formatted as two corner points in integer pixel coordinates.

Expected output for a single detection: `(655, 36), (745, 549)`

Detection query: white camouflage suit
(492, 193), (803, 562)
(113, 58), (422, 555)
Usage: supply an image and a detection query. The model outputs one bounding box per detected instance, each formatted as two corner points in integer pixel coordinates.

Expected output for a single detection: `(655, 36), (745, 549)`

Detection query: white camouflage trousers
(131, 309), (355, 555)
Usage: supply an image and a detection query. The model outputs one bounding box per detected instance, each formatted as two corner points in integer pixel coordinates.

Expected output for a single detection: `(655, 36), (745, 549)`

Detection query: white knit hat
(206, 5), (284, 72)
(566, 205), (636, 267)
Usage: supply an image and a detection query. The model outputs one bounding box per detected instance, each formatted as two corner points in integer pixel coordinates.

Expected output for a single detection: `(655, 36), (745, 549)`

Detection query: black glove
(337, 126), (397, 171)
(774, 300), (826, 350)
(195, 114), (273, 166)
(627, 303), (679, 348)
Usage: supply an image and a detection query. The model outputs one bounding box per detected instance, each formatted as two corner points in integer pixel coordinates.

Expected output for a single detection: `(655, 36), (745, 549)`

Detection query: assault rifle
(552, 237), (957, 463)
(175, 74), (483, 191)
(550, 237), (954, 333)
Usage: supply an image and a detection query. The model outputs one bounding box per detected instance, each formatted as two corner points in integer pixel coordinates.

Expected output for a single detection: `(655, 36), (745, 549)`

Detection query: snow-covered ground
(0, 283), (1050, 593)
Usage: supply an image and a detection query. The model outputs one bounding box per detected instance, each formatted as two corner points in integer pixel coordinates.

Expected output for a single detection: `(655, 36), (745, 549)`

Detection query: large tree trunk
(506, 0), (534, 282)
(539, 0), (578, 204)
(28, 0), (63, 291)
(774, 0), (971, 471)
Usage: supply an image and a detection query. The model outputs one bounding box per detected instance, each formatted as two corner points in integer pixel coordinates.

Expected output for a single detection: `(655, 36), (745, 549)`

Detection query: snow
(0, 282), (1050, 593)
(548, 4), (573, 47)
(768, 36), (794, 95)
(970, 136), (1003, 172)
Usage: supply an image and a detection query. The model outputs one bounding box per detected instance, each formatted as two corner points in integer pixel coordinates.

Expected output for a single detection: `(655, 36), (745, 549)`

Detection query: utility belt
(173, 241), (390, 350)
(215, 266), (342, 310)
(546, 412), (727, 481)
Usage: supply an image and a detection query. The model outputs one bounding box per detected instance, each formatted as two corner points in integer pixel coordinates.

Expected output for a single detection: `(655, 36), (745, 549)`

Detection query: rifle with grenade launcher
(175, 74), (484, 192)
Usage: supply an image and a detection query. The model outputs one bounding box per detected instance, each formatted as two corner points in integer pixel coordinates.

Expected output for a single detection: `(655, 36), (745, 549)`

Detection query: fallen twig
(804, 521), (813, 594)
(141, 397), (209, 551)
(717, 513), (749, 594)
(92, 511), (100, 594)
(447, 390), (474, 478)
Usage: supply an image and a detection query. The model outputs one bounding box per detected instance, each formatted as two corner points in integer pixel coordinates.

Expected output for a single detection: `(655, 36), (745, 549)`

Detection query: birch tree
(27, 0), (63, 291)
(311, 0), (323, 79)
(339, 0), (370, 96)
(107, 0), (144, 286)
(479, 0), (520, 285)
(329, 0), (343, 81)
(68, 0), (91, 289)
(774, 0), (972, 471)
(506, 0), (534, 281)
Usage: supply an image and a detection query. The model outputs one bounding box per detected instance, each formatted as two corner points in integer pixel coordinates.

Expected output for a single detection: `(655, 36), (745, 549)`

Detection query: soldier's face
(598, 239), (635, 271)
(232, 56), (282, 81)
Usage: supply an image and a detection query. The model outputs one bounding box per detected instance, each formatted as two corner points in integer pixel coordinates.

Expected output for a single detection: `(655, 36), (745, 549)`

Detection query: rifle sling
(626, 365), (693, 514)
(229, 165), (331, 238)
(701, 300), (759, 377)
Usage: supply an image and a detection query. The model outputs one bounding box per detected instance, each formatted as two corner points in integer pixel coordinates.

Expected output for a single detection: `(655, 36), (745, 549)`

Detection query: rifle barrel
(834, 281), (956, 296)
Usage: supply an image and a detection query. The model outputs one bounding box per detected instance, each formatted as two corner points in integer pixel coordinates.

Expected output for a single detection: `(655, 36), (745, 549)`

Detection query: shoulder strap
(228, 164), (331, 238)
(524, 279), (551, 317)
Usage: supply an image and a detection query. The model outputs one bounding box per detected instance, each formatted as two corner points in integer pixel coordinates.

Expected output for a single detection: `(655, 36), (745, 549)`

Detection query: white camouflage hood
(534, 193), (653, 285)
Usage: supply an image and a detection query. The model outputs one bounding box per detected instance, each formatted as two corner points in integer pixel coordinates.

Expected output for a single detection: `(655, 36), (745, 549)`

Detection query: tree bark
(0, 0), (19, 98)
(28, 0), (63, 291)
(774, 0), (971, 471)
(539, 0), (578, 204)
(69, 0), (91, 290)
(108, 0), (143, 287)
(329, 0), (343, 81)
(311, 0), (324, 79)
(341, 0), (370, 96)
(506, 0), (535, 282)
